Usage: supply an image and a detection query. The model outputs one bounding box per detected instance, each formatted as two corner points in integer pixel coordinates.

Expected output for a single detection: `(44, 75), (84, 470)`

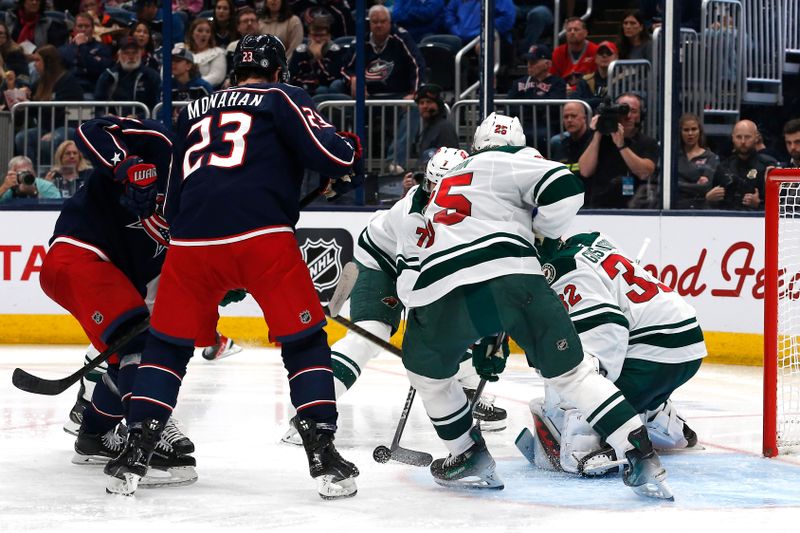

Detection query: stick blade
(392, 446), (433, 467)
(12, 368), (65, 396)
(329, 262), (359, 317)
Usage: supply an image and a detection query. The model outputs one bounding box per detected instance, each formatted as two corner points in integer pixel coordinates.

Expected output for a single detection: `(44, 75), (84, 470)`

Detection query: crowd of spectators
(0, 0), (796, 211)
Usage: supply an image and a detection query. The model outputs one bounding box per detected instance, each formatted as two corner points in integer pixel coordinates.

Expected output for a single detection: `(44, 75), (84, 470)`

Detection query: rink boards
(0, 210), (765, 365)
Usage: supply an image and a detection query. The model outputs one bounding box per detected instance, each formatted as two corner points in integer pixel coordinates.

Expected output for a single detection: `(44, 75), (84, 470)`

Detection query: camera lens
(18, 170), (36, 186)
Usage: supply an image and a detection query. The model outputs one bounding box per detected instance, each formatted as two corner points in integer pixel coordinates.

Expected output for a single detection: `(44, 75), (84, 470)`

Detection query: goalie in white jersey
(401, 113), (673, 500)
(526, 232), (705, 475)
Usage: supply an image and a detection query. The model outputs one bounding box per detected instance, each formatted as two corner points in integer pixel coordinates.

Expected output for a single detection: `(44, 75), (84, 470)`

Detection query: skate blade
(71, 453), (111, 465)
(318, 475), (358, 500)
(433, 473), (505, 491)
(139, 466), (198, 488)
(279, 427), (303, 446)
(106, 472), (141, 496)
(629, 472), (675, 501)
(476, 419), (507, 432)
(63, 421), (80, 436)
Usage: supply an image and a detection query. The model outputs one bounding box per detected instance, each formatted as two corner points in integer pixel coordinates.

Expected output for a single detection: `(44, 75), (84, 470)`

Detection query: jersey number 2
(601, 253), (670, 303)
(183, 112), (253, 179)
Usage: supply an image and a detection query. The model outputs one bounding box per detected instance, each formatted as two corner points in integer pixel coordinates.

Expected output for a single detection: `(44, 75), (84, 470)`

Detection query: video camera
(596, 101), (631, 135)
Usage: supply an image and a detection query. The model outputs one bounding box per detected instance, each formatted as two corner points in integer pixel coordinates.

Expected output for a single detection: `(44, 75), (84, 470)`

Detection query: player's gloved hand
(337, 130), (366, 189)
(471, 334), (510, 382)
(114, 156), (158, 218)
(220, 289), (247, 307)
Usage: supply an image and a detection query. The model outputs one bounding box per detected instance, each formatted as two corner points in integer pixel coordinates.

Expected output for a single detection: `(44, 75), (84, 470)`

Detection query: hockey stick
(12, 317), (150, 396)
(328, 262), (358, 317)
(635, 237), (651, 264)
(372, 386), (433, 467)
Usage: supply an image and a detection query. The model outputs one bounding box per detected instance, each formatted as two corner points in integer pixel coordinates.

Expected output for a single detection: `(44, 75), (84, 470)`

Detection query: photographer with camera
(577, 93), (658, 208)
(0, 155), (61, 203)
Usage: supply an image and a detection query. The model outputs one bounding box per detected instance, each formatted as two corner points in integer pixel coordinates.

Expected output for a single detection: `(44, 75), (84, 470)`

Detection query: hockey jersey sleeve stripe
(629, 317), (698, 338)
(628, 324), (704, 349)
(420, 231), (533, 268)
(536, 172), (585, 207)
(573, 311), (630, 334)
(569, 302), (624, 319)
(532, 165), (570, 203)
(50, 236), (111, 262)
(415, 241), (537, 290)
(358, 230), (397, 277)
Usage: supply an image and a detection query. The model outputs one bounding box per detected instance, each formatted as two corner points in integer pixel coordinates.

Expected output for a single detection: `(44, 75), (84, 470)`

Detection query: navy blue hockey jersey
(52, 116), (174, 295)
(166, 82), (356, 242)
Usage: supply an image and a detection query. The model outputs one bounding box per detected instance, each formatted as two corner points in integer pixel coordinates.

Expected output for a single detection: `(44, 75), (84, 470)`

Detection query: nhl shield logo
(556, 338), (569, 351)
(300, 238), (343, 292)
(92, 311), (104, 325)
(542, 263), (556, 284)
(299, 310), (312, 324)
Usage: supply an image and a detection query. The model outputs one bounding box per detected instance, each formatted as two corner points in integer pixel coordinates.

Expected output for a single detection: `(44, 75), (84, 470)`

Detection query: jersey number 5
(431, 172), (473, 226)
(183, 112), (253, 179)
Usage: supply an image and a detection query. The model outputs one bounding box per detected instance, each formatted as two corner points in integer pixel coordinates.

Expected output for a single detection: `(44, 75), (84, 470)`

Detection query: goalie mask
(232, 34), (290, 84)
(472, 112), (526, 152)
(424, 147), (469, 192)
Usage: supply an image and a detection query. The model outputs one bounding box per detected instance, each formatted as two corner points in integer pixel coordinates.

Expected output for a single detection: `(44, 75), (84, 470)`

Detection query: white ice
(2, 345), (800, 533)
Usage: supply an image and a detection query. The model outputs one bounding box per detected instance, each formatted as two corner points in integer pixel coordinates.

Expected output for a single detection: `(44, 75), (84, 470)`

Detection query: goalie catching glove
(471, 334), (510, 382)
(321, 131), (366, 200)
(114, 156), (158, 218)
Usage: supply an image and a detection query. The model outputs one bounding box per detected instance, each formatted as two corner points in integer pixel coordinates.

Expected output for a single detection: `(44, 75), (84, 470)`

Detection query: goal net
(764, 169), (800, 456)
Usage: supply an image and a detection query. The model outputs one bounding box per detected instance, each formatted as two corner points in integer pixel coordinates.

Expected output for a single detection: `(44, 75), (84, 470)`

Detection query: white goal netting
(775, 181), (800, 452)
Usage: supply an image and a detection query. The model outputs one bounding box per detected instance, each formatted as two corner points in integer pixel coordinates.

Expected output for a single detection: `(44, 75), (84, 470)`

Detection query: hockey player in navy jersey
(39, 116), (199, 486)
(106, 34), (364, 499)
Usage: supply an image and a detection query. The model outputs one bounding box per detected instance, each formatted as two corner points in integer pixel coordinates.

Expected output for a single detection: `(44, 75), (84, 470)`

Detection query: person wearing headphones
(577, 92), (658, 208)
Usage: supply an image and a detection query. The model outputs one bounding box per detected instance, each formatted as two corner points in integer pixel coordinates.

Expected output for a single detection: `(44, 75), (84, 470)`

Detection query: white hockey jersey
(353, 184), (429, 306)
(407, 146), (584, 308)
(538, 232), (707, 381)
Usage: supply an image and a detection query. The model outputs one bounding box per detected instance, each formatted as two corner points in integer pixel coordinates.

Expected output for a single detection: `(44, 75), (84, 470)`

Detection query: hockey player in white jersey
(525, 232), (705, 475)
(282, 147), (508, 445)
(401, 113), (673, 500)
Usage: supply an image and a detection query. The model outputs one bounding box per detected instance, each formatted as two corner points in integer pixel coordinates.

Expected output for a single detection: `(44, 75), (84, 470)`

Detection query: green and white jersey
(354, 185), (429, 306)
(407, 146), (584, 308)
(539, 232), (707, 381)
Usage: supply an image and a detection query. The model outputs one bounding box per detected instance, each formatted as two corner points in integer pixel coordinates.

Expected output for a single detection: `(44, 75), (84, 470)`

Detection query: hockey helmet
(472, 112), (526, 152)
(424, 147), (469, 192)
(233, 34), (290, 84)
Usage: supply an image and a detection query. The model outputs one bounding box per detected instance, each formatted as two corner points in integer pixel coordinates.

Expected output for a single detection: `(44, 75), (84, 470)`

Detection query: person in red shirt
(550, 16), (598, 93)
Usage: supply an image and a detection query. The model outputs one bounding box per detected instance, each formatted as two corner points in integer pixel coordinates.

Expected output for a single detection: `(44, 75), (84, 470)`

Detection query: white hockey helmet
(424, 147), (469, 191)
(472, 112), (526, 152)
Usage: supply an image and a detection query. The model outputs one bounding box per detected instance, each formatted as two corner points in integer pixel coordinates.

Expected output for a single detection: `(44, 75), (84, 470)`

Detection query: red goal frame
(764, 169), (800, 457)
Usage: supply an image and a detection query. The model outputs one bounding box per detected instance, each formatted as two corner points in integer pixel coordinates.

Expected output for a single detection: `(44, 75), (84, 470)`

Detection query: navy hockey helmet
(233, 34), (290, 83)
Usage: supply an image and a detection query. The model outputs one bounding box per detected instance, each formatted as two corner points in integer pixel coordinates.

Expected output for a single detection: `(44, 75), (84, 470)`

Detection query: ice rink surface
(2, 345), (800, 533)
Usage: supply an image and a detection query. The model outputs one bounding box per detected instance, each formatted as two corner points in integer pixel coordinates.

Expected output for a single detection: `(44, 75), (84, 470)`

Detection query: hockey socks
(81, 364), (124, 435)
(282, 329), (337, 427)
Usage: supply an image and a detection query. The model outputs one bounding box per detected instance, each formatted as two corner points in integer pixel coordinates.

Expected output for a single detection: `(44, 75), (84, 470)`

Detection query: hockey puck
(373, 445), (392, 463)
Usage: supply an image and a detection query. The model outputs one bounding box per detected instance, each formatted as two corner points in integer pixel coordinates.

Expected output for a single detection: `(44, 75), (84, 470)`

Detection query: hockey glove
(220, 289), (247, 307)
(115, 156), (158, 218)
(471, 334), (510, 382)
(337, 130), (366, 188)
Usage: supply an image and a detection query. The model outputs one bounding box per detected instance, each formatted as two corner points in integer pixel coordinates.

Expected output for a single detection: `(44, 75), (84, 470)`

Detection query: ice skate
(292, 417), (359, 500)
(622, 427), (674, 501)
(104, 419), (163, 496)
(430, 427), (504, 490)
(63, 379), (91, 436)
(280, 424), (303, 446)
(73, 424), (126, 464)
(464, 388), (507, 432)
(201, 334), (242, 361)
(161, 417), (195, 455)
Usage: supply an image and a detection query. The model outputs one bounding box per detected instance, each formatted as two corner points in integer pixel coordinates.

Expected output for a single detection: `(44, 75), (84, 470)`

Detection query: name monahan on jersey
(539, 232), (707, 381)
(354, 184), (429, 307)
(407, 146), (584, 308)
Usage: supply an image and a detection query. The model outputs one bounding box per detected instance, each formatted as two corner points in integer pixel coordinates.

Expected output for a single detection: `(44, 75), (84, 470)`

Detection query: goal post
(764, 168), (800, 457)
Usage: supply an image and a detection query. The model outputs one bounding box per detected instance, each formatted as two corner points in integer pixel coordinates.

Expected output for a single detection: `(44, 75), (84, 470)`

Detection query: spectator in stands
(44, 139), (92, 199)
(260, 0), (304, 60)
(578, 92), (658, 208)
(3, 0), (71, 51)
(0, 155), (61, 203)
(782, 118), (800, 168)
(618, 10), (652, 62)
(174, 0), (205, 20)
(288, 15), (347, 97)
(94, 36), (160, 116)
(133, 0), (186, 45)
(58, 13), (113, 98)
(574, 40), (616, 109)
(391, 0), (445, 43)
(550, 101), (592, 176)
(224, 7), (259, 76)
(0, 21), (28, 80)
(639, 0), (701, 32)
(14, 45), (83, 164)
(171, 47), (213, 98)
(445, 0), (517, 44)
(706, 119), (776, 211)
(676, 112), (718, 209)
(518, 1), (555, 57)
(131, 21), (160, 71)
(551, 17), (597, 92)
(212, 0), (239, 49)
(414, 83), (459, 159)
(290, 0), (354, 39)
(178, 18), (227, 89)
(0, 67), (26, 111)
